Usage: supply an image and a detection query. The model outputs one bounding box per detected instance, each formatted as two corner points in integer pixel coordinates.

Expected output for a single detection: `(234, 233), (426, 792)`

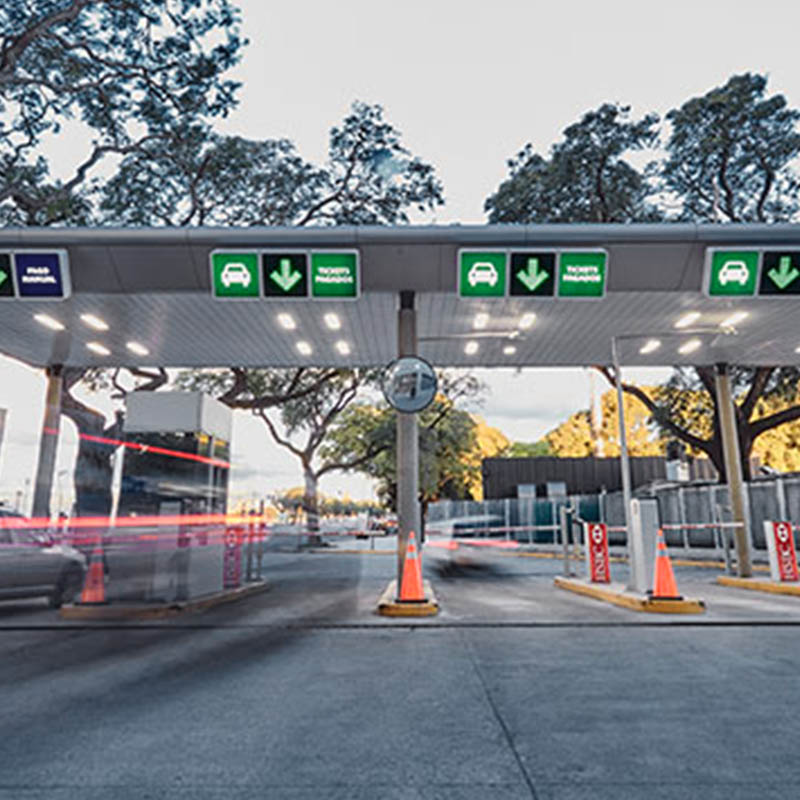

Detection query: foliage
(485, 103), (661, 223)
(0, 0), (245, 225)
(543, 387), (665, 458)
(504, 440), (553, 458)
(661, 73), (800, 222)
(461, 416), (510, 500)
(99, 101), (444, 226)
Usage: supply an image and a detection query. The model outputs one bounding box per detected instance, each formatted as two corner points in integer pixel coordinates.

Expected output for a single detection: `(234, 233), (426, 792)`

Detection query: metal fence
(427, 475), (800, 556)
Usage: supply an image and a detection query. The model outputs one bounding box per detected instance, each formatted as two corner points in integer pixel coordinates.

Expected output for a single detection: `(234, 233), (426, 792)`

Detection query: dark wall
(482, 456), (668, 499)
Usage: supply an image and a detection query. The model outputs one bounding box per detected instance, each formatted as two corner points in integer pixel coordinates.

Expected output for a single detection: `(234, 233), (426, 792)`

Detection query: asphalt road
(2, 539), (800, 799)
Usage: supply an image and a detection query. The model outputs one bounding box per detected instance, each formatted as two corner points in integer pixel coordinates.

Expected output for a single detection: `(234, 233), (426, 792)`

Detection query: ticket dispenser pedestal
(628, 498), (659, 594)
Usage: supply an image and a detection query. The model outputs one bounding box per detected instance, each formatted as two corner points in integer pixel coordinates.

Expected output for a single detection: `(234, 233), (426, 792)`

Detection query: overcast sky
(2, 0), (800, 509)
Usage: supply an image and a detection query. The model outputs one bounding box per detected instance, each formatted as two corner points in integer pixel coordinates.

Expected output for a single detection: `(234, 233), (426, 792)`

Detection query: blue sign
(13, 251), (70, 299)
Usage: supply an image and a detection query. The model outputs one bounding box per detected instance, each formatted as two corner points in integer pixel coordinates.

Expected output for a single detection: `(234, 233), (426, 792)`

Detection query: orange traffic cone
(398, 531), (425, 602)
(651, 528), (681, 599)
(78, 544), (107, 604)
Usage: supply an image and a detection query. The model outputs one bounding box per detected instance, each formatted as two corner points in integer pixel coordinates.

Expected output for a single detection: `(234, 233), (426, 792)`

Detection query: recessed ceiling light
(465, 340), (479, 355)
(278, 313), (296, 330)
(335, 340), (351, 355)
(675, 311), (701, 329)
(639, 339), (661, 354)
(126, 342), (149, 357)
(86, 342), (111, 356)
(519, 313), (536, 330)
(720, 311), (749, 328)
(296, 341), (312, 356)
(473, 312), (489, 330)
(324, 313), (341, 330)
(678, 338), (701, 355)
(80, 313), (109, 331)
(34, 313), (65, 331)
(503, 345), (517, 355)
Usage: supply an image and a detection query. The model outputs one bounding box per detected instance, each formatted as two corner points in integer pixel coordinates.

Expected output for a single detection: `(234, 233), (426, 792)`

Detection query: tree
(484, 103), (661, 223)
(99, 101), (445, 226)
(596, 366), (800, 481)
(504, 441), (552, 458)
(1, 0), (245, 225)
(543, 387), (665, 458)
(320, 372), (488, 517)
(176, 367), (382, 542)
(661, 73), (800, 223)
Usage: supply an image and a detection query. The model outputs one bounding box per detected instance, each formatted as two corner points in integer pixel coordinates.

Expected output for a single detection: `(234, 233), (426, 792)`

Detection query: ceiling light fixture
(335, 340), (351, 356)
(324, 313), (341, 330)
(86, 342), (111, 356)
(80, 313), (109, 331)
(503, 345), (517, 355)
(678, 338), (701, 355)
(473, 312), (489, 330)
(296, 341), (312, 356)
(675, 311), (701, 329)
(720, 311), (749, 328)
(464, 340), (479, 355)
(34, 313), (65, 331)
(278, 313), (296, 330)
(126, 342), (150, 357)
(519, 313), (536, 330)
(639, 339), (661, 354)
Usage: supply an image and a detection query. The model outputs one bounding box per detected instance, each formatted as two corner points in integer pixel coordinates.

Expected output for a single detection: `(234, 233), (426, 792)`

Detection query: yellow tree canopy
(462, 415), (511, 500)
(544, 387), (666, 457)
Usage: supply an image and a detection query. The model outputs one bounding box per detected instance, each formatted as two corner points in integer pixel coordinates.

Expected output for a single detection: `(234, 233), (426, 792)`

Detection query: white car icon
(468, 261), (499, 288)
(718, 260), (749, 286)
(221, 262), (252, 289)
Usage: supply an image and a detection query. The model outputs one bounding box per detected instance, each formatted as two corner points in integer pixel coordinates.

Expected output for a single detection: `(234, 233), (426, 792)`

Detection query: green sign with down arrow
(510, 251), (555, 296)
(759, 251), (800, 295)
(263, 252), (308, 298)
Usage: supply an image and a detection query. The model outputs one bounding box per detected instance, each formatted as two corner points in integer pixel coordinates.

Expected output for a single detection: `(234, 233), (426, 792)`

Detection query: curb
(377, 579), (439, 617)
(59, 580), (270, 621)
(716, 575), (800, 596)
(554, 576), (705, 614)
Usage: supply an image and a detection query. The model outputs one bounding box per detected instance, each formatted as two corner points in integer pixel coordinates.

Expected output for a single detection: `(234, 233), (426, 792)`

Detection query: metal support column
(31, 365), (63, 520)
(714, 363), (752, 577)
(396, 291), (420, 587)
(611, 340), (638, 590)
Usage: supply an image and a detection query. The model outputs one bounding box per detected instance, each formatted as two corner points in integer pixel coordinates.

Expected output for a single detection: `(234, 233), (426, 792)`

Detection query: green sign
(759, 251), (800, 295)
(510, 251), (555, 296)
(458, 251), (507, 297)
(557, 251), (607, 298)
(263, 252), (308, 298)
(210, 251), (260, 298)
(310, 251), (359, 298)
(707, 250), (758, 297)
(0, 253), (13, 298)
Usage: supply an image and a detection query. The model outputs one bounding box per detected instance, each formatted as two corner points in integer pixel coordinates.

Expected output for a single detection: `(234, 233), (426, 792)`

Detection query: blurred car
(0, 509), (87, 608)
(423, 515), (518, 569)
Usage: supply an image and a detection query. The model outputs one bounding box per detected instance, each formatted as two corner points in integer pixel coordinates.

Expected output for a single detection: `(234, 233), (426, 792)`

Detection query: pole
(31, 365), (63, 520)
(714, 363), (752, 577)
(611, 339), (637, 587)
(396, 291), (419, 588)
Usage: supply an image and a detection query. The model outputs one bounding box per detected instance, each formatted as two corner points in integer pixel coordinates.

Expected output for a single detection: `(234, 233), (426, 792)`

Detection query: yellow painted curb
(554, 576), (705, 614)
(59, 580), (270, 621)
(377, 579), (439, 617)
(716, 575), (800, 596)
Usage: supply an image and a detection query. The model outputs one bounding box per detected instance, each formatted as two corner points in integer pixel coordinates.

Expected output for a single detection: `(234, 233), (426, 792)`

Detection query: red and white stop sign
(768, 522), (798, 582)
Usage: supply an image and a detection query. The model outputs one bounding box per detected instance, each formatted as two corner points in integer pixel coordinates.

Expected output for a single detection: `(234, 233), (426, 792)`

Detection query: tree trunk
(303, 467), (322, 547)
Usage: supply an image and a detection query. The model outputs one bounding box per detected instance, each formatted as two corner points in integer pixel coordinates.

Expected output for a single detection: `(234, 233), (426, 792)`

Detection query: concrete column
(396, 291), (419, 587)
(714, 363), (752, 577)
(611, 339), (638, 590)
(31, 365), (63, 520)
